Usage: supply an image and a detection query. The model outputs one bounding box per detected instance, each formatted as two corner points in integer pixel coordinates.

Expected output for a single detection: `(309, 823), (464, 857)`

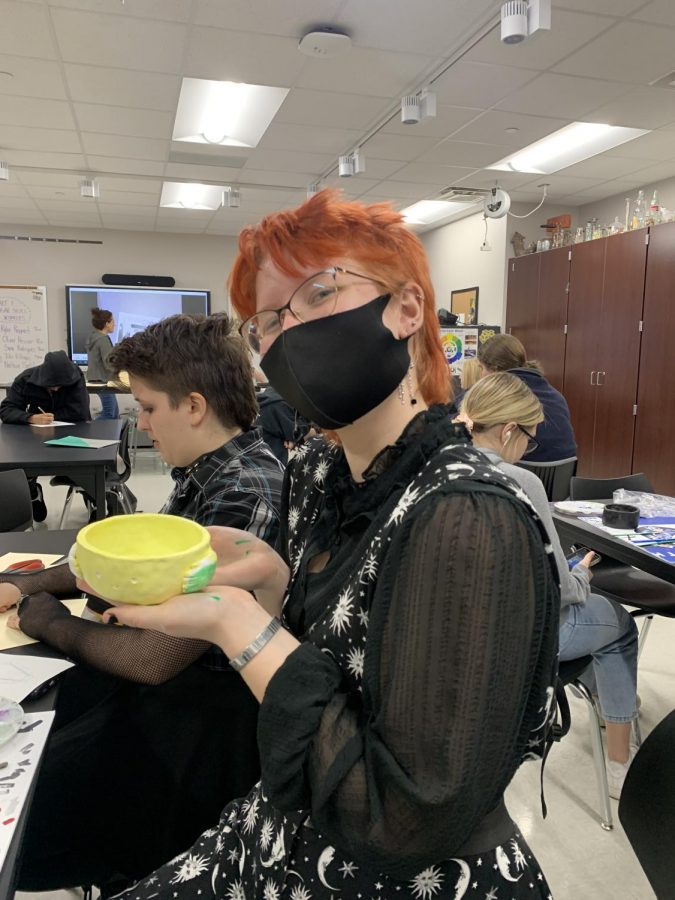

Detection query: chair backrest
(516, 457), (578, 502)
(0, 469), (33, 532)
(115, 418), (133, 484)
(619, 709), (675, 897)
(569, 472), (654, 501)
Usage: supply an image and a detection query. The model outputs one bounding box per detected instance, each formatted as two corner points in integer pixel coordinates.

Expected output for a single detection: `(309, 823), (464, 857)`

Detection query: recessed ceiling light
(160, 182), (228, 210)
(401, 200), (474, 226)
(173, 78), (289, 148)
(488, 122), (649, 174)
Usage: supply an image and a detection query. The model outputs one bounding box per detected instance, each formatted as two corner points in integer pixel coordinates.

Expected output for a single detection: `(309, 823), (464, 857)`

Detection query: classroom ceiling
(2, 0), (675, 234)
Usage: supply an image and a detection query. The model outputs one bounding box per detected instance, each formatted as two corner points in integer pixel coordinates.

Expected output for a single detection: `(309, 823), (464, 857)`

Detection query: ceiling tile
(163, 163), (245, 182)
(241, 148), (336, 176)
(623, 160), (675, 183)
(275, 89), (386, 130)
(580, 88), (675, 130)
(255, 123), (363, 155)
(24, 184), (83, 200)
(51, 8), (187, 72)
(0, 1), (57, 59)
(96, 177), (161, 193)
(554, 22), (675, 84)
(235, 169), (308, 189)
(3, 150), (87, 170)
(496, 73), (627, 119)
(0, 183), (29, 198)
(96, 191), (159, 207)
(0, 126), (82, 154)
(295, 47), (433, 98)
(184, 28), (304, 84)
(341, 0), (496, 56)
(360, 131), (442, 161)
(555, 0), (645, 13)
(0, 56), (67, 100)
(358, 181), (443, 200)
(381, 105), (484, 139)
(466, 10), (615, 70)
(631, 0), (675, 26)
(0, 95), (76, 130)
(86, 156), (166, 176)
(103, 220), (156, 231)
(36, 199), (101, 213)
(604, 130), (675, 160)
(82, 134), (168, 161)
(454, 170), (534, 190)
(74, 104), (174, 140)
(418, 141), (513, 168)
(558, 154), (651, 179)
(449, 110), (568, 146)
(0, 196), (40, 210)
(388, 163), (477, 185)
(64, 64), (180, 110)
(194, 0), (344, 35)
(430, 61), (539, 109)
(516, 174), (600, 195)
(0, 211), (49, 225)
(47, 0), (193, 22)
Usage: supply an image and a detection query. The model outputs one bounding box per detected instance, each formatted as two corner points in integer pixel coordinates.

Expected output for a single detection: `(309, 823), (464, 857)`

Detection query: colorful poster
(440, 328), (479, 374)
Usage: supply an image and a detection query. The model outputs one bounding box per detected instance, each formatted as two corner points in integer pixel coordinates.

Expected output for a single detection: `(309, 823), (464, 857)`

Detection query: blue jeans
(97, 392), (119, 419)
(559, 594), (638, 723)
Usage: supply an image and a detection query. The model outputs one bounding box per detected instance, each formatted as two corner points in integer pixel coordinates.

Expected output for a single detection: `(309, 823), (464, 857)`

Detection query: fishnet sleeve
(17, 593), (209, 685)
(259, 492), (548, 878)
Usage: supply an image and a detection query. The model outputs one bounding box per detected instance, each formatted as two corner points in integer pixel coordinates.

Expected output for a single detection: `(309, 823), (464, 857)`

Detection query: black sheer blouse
(258, 405), (559, 878)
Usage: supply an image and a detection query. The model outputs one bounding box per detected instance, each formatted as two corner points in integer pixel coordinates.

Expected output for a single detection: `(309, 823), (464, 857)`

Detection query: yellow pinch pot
(69, 513), (217, 605)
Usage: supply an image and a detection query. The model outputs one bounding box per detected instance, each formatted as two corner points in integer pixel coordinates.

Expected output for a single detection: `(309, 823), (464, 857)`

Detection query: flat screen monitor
(66, 285), (211, 365)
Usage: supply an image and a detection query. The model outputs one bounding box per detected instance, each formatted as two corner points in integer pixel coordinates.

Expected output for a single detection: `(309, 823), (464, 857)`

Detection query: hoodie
(256, 386), (309, 465)
(509, 367), (577, 463)
(0, 350), (90, 425)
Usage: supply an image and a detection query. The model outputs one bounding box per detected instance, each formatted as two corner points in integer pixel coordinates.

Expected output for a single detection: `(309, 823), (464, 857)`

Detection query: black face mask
(260, 293), (411, 429)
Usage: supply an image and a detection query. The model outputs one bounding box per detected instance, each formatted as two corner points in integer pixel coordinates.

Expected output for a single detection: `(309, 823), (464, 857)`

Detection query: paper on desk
(0, 553), (65, 572)
(0, 712), (54, 868)
(29, 421), (73, 428)
(0, 655), (74, 703)
(44, 436), (119, 448)
(0, 599), (87, 651)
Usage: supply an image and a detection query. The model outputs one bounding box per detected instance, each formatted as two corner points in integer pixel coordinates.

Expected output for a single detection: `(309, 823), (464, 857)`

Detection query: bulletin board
(450, 287), (479, 325)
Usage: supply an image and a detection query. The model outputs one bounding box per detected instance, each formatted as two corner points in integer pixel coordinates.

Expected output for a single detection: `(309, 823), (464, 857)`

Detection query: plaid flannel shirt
(162, 427), (284, 670)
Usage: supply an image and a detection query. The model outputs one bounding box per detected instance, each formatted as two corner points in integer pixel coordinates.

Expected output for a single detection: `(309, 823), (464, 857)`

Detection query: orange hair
(228, 189), (451, 406)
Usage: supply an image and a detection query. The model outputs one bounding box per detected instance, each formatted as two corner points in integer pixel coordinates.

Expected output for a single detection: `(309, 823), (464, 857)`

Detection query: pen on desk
(37, 407), (46, 414)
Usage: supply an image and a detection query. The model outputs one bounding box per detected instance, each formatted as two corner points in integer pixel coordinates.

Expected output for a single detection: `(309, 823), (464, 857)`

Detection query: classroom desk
(552, 508), (675, 586)
(0, 529), (78, 899)
(0, 420), (123, 521)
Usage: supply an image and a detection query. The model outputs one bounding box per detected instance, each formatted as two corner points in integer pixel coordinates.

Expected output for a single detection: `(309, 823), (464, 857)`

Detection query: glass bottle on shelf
(625, 198), (632, 231)
(585, 219), (593, 241)
(648, 190), (662, 226)
(592, 218), (603, 239)
(609, 216), (624, 235)
(575, 226), (585, 243)
(632, 189), (646, 230)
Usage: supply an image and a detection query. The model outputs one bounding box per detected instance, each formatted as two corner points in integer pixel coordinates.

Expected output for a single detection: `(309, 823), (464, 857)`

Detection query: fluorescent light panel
(488, 122), (649, 175)
(173, 78), (289, 148)
(401, 200), (474, 225)
(160, 183), (226, 210)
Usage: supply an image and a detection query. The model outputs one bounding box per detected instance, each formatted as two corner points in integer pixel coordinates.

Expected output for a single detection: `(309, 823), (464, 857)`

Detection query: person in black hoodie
(256, 384), (310, 465)
(478, 333), (576, 463)
(0, 350), (90, 519)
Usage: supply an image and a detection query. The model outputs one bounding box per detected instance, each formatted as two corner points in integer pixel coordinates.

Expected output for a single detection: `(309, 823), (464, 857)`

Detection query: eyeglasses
(239, 266), (386, 355)
(517, 424), (539, 456)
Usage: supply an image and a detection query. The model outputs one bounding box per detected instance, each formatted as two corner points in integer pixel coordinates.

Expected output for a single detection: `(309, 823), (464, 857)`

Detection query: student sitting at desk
(0, 350), (90, 521)
(0, 313), (284, 894)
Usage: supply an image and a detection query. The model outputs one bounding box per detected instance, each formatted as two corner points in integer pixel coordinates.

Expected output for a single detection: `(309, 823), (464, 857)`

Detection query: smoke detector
(298, 29), (352, 58)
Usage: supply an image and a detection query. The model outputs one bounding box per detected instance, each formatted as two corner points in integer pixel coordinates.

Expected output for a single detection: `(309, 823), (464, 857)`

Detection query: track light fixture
(338, 148), (366, 178)
(224, 187), (241, 208)
(0, 161), (8, 182)
(307, 181), (321, 198)
(401, 89), (437, 125)
(80, 177), (100, 199)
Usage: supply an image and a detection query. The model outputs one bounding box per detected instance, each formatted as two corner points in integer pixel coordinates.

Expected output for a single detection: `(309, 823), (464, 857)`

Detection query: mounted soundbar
(102, 273), (176, 288)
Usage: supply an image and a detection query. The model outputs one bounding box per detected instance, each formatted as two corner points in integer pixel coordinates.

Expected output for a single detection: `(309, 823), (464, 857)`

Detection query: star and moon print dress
(114, 407), (560, 900)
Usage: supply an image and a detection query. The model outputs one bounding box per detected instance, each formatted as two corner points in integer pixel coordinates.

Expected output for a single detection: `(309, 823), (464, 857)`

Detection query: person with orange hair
(99, 190), (560, 899)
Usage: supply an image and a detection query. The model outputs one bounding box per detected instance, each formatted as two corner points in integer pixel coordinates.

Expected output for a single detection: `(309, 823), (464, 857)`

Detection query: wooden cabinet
(633, 223), (675, 494)
(506, 247), (569, 392)
(507, 227), (664, 483)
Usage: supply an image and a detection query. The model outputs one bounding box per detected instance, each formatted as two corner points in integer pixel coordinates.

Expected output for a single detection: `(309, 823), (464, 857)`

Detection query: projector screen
(66, 285), (211, 365)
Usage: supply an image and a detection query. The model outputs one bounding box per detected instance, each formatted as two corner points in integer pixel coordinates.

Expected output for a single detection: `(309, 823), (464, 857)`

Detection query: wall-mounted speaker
(102, 273), (176, 288)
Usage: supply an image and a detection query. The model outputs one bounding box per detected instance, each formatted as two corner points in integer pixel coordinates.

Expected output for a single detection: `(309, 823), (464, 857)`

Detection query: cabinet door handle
(597, 370), (605, 386)
(590, 371), (596, 385)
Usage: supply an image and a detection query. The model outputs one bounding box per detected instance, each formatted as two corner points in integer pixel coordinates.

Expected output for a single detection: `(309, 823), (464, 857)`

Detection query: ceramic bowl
(69, 513), (217, 605)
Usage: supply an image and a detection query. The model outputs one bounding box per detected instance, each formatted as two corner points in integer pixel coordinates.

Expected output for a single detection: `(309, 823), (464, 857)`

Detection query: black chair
(517, 456), (578, 502)
(569, 474), (675, 660)
(0, 470), (33, 532)
(619, 709), (675, 897)
(50, 419), (134, 526)
(558, 656), (613, 831)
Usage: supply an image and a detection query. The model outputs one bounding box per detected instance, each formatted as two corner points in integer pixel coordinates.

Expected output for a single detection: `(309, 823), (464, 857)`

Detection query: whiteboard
(0, 285), (49, 385)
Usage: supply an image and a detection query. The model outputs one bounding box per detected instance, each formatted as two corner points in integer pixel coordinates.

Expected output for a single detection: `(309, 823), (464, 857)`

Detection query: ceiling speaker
(102, 274), (176, 288)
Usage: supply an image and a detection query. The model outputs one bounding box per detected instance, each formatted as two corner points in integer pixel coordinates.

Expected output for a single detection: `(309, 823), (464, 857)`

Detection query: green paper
(44, 436), (92, 448)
